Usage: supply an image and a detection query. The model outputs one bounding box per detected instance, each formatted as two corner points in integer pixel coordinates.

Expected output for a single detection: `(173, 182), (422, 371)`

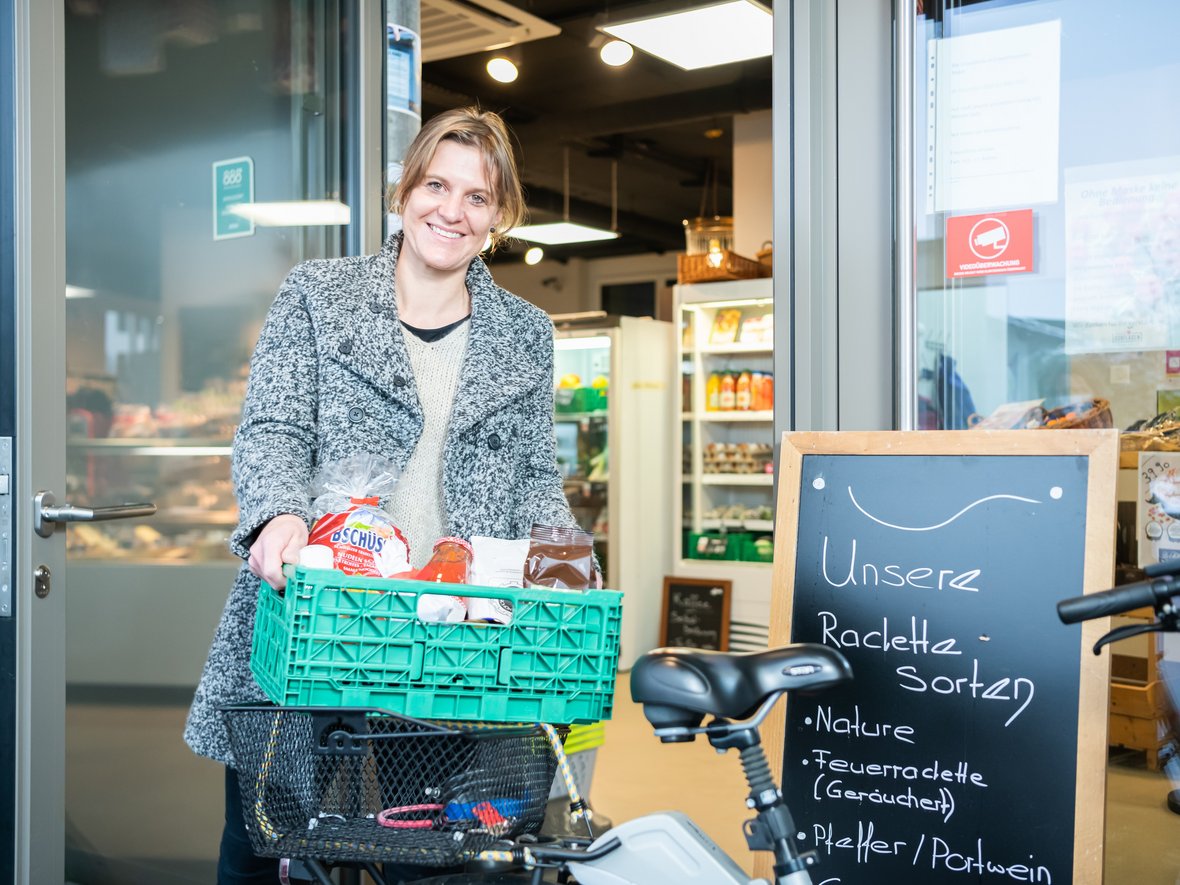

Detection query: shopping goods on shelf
(703, 371), (773, 411)
(702, 442), (773, 474)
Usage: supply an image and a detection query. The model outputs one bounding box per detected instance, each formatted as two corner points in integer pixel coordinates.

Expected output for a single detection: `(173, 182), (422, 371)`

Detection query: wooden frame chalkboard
(760, 430), (1116, 885)
(659, 577), (732, 650)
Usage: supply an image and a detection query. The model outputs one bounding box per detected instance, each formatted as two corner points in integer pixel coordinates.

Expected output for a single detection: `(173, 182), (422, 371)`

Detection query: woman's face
(399, 140), (499, 277)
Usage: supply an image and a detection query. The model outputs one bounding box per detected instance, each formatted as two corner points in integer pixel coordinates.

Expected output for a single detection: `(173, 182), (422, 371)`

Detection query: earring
(490, 226), (497, 233)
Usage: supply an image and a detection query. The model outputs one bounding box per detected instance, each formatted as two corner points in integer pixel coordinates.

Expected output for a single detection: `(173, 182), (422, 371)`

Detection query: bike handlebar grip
(1057, 581), (1163, 624)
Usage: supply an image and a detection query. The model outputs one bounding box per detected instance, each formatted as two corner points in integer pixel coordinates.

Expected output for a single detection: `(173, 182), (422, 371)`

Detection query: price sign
(660, 577), (731, 651)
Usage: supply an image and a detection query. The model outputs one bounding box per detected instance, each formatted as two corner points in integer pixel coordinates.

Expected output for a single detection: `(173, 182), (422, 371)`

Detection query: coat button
(338, 338), (354, 355)
(347, 407), (365, 424)
(368, 299), (386, 314)
(487, 433), (502, 450)
(392, 375), (407, 388)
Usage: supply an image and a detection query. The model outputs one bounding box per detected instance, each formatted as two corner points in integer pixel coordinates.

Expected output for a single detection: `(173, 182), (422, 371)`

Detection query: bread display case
(65, 376), (247, 687)
(673, 277), (775, 651)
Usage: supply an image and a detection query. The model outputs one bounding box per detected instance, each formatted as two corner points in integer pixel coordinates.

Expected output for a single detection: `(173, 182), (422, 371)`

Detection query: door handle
(33, 489), (157, 538)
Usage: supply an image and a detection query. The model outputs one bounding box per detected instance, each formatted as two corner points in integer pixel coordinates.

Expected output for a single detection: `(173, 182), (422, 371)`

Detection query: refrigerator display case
(554, 315), (674, 668)
(673, 278), (775, 651)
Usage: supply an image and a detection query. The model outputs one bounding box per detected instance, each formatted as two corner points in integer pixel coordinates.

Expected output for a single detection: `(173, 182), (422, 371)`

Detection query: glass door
(59, 3), (363, 882)
(911, 1), (1180, 879)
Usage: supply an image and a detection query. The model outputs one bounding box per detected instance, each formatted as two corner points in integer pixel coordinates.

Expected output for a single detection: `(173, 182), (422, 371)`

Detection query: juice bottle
(415, 537), (473, 622)
(705, 372), (721, 411)
(416, 537), (473, 583)
(760, 372), (774, 412)
(719, 372), (736, 410)
(735, 370), (752, 410)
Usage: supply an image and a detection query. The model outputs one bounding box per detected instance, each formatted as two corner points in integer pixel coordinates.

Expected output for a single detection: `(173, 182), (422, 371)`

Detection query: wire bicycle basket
(222, 704), (559, 866)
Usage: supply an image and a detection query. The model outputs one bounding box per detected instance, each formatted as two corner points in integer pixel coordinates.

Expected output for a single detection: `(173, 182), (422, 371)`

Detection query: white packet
(417, 594), (467, 623)
(465, 536), (529, 624)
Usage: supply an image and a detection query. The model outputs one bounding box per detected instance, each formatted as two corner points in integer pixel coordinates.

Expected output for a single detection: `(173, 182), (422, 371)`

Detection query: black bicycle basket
(221, 705), (558, 866)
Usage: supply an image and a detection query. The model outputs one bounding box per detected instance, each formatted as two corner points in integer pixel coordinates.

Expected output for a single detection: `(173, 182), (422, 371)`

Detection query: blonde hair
(388, 107), (526, 252)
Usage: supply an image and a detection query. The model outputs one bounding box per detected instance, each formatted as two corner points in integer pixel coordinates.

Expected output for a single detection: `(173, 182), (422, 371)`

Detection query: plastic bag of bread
(305, 453), (411, 577)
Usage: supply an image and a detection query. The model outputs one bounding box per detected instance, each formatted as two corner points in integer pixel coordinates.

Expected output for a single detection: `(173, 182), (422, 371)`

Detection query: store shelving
(673, 277), (777, 652)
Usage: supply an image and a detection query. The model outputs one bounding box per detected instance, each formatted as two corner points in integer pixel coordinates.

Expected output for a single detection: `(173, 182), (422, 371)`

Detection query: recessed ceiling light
(508, 222), (620, 245)
(486, 57), (519, 83)
(599, 40), (634, 67)
(524, 246), (545, 265)
(602, 0), (772, 71)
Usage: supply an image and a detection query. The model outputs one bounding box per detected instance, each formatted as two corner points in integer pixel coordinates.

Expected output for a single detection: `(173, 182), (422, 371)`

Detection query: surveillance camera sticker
(946, 209), (1034, 279)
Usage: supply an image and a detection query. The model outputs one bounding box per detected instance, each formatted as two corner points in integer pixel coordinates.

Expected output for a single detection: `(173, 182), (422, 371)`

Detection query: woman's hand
(248, 514), (308, 590)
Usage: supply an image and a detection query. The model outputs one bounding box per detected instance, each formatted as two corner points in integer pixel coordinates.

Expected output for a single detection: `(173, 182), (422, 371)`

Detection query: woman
(185, 107), (583, 883)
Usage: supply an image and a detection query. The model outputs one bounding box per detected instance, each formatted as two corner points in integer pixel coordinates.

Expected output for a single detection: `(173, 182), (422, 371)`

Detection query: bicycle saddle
(630, 644), (852, 737)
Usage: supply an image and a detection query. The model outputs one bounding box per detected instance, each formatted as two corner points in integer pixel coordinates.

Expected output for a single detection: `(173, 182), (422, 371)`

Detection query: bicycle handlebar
(1057, 573), (1180, 624)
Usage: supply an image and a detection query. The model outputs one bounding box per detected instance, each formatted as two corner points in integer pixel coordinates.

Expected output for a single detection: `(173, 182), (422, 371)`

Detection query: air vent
(420, 0), (560, 62)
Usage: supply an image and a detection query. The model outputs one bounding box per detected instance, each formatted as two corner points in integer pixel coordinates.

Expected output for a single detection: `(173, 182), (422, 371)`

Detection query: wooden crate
(1108, 652), (1173, 770)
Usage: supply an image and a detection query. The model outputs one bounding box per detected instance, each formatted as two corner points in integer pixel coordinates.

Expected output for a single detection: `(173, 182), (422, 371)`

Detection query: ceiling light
(508, 222), (619, 245)
(599, 40), (634, 67)
(486, 56), (519, 83)
(524, 246), (545, 265)
(229, 200), (350, 226)
(601, 0), (772, 71)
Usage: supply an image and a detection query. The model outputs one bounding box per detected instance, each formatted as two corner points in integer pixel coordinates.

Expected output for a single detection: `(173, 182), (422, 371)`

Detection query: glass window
(914, 0), (1180, 433)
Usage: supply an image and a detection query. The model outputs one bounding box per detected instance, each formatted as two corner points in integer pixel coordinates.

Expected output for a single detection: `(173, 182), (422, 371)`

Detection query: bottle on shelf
(719, 372), (736, 410)
(705, 372), (721, 412)
(736, 370), (752, 411)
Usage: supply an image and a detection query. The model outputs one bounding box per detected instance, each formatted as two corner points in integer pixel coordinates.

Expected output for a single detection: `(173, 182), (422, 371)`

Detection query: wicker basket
(1035, 398), (1113, 430)
(677, 250), (770, 284)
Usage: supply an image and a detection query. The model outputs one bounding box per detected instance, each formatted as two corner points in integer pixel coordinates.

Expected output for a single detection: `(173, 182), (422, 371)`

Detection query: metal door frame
(11, 1), (66, 882)
(1, 0), (17, 878)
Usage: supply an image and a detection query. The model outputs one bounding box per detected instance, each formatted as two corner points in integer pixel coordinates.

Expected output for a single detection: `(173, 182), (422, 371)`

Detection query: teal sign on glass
(212, 156), (254, 240)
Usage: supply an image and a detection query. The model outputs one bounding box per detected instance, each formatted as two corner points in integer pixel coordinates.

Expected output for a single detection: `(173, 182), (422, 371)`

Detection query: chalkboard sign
(659, 577), (732, 650)
(762, 431), (1116, 885)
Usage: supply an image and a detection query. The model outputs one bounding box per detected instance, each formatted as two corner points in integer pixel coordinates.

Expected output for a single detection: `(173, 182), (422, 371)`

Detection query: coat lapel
(320, 237), (421, 419)
(448, 258), (545, 436)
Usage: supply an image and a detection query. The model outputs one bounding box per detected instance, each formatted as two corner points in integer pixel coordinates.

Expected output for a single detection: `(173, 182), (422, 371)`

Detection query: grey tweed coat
(184, 233), (578, 765)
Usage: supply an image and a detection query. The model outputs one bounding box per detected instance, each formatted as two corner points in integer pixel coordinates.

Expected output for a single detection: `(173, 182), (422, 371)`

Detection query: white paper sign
(1064, 157), (1180, 354)
(926, 20), (1062, 214)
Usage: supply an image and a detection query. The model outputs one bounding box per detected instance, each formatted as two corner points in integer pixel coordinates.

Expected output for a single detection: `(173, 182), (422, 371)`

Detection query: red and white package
(306, 454), (411, 577)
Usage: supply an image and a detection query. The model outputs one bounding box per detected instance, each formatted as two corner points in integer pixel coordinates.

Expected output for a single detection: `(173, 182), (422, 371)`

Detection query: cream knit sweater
(388, 321), (471, 568)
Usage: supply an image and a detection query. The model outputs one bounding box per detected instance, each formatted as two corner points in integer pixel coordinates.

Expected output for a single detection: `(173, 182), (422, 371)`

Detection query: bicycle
(223, 642), (852, 885)
(1057, 558), (1180, 646)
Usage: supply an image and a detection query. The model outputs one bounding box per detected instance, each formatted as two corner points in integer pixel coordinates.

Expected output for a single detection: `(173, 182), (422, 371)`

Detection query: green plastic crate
(741, 534), (774, 563)
(251, 567), (622, 724)
(554, 387), (608, 414)
(686, 531), (749, 561)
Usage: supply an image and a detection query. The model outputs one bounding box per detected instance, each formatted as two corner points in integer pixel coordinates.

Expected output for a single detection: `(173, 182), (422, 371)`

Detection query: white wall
(491, 252), (678, 316)
(733, 109), (774, 259)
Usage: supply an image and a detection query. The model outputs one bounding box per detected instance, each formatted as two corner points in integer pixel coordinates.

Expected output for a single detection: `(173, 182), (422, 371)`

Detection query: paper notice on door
(925, 20), (1061, 215)
(1064, 157), (1180, 354)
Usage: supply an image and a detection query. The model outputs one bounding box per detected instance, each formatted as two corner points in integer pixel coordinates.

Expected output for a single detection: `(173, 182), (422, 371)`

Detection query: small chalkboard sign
(761, 430), (1116, 885)
(659, 577), (732, 650)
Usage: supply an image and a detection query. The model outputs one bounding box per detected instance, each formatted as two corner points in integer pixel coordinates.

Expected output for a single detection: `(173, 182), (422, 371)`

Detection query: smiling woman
(183, 107), (586, 881)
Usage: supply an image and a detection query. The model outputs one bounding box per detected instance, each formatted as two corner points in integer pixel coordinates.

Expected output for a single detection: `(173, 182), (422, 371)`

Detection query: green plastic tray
(251, 567), (622, 724)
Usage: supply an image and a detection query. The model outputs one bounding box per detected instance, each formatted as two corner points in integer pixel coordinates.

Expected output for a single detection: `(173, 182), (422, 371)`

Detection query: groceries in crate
(415, 537), (473, 623)
(306, 453), (410, 577)
(523, 523), (596, 590)
(467, 535), (529, 624)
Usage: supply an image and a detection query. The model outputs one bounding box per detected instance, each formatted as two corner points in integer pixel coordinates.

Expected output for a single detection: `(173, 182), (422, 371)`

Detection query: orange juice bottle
(760, 372), (774, 412)
(735, 370), (752, 410)
(705, 372), (721, 411)
(719, 372), (736, 410)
